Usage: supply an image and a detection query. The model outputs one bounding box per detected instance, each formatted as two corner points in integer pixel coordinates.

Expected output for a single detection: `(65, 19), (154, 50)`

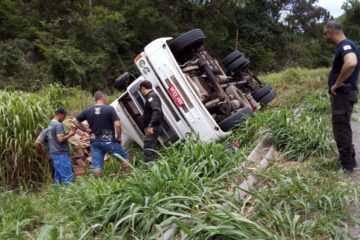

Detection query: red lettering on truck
(167, 85), (185, 107)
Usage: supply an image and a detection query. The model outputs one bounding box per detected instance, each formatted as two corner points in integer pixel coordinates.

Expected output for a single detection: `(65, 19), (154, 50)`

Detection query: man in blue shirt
(323, 21), (360, 172)
(47, 107), (76, 184)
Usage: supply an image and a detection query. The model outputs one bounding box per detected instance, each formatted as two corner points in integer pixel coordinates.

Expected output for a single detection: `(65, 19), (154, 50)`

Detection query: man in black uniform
(323, 21), (360, 172)
(139, 80), (163, 162)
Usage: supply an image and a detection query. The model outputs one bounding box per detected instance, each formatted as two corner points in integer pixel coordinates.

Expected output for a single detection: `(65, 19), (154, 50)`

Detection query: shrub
(0, 39), (50, 90)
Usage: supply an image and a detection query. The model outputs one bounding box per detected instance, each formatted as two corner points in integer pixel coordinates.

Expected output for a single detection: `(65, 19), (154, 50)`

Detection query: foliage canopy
(3, 0), (358, 91)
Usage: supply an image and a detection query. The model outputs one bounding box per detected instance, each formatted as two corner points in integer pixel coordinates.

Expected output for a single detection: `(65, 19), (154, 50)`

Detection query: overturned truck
(111, 29), (276, 147)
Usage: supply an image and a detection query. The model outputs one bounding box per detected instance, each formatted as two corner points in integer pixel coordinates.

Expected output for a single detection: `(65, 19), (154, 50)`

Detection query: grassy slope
(1, 68), (359, 239)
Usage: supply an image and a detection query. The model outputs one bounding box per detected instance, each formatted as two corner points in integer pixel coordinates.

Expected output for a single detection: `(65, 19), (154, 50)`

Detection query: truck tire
(222, 50), (244, 67)
(258, 90), (277, 105)
(252, 85), (272, 101)
(169, 29), (206, 57)
(113, 72), (135, 90)
(226, 57), (250, 73)
(219, 107), (253, 132)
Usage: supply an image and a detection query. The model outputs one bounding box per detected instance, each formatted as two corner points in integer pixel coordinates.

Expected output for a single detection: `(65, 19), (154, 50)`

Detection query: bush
(0, 39), (50, 90)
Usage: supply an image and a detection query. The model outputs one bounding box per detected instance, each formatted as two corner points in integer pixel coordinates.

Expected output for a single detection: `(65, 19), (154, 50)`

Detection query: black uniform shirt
(76, 105), (119, 141)
(328, 39), (360, 89)
(143, 90), (163, 128)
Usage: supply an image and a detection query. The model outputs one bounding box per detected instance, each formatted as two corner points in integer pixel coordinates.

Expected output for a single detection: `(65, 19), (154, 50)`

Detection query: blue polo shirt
(328, 39), (360, 90)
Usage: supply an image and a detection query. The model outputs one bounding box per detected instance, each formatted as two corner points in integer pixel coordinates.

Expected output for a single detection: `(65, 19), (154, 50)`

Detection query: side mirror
(113, 72), (136, 90)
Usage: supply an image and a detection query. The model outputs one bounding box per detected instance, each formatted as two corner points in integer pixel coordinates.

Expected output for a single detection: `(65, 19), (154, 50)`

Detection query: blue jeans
(50, 153), (74, 185)
(90, 140), (128, 170)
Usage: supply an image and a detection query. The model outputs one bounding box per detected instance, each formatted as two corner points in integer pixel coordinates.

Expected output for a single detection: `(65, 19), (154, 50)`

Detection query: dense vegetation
(0, 85), (93, 188)
(1, 68), (358, 239)
(1, 0), (360, 91)
(2, 0), (360, 238)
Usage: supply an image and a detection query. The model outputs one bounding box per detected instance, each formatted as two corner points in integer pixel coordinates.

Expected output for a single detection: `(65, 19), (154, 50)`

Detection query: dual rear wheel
(169, 29), (276, 131)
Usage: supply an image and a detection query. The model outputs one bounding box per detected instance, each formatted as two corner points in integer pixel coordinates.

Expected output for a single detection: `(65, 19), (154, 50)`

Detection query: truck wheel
(226, 57), (250, 73)
(113, 72), (135, 90)
(222, 50), (244, 67)
(169, 29), (206, 57)
(218, 107), (253, 132)
(259, 90), (277, 105)
(252, 85), (272, 101)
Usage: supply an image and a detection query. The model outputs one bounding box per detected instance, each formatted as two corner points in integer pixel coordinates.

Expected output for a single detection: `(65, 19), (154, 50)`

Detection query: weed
(0, 190), (41, 238)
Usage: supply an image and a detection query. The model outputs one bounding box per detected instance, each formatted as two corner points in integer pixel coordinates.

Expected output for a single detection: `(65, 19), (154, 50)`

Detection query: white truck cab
(111, 29), (276, 147)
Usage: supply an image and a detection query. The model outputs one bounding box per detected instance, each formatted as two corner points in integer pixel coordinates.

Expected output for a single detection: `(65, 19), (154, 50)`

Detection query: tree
(0, 0), (345, 90)
(283, 0), (330, 37)
(342, 0), (360, 45)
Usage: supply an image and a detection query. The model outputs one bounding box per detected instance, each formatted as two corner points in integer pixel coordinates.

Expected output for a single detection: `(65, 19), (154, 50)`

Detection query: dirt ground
(347, 104), (360, 239)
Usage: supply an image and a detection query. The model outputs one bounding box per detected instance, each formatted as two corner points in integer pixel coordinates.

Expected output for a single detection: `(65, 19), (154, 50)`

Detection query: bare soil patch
(347, 104), (360, 239)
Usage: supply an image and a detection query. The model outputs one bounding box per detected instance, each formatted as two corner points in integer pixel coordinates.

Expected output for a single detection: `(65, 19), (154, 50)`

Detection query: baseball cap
(55, 107), (68, 115)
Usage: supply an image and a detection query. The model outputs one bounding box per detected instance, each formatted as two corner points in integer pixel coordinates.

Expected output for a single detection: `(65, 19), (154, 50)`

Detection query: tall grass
(1, 68), (357, 239)
(0, 84), (93, 189)
(13, 136), (351, 239)
(236, 109), (335, 161)
(260, 67), (329, 108)
(87, 137), (351, 239)
(250, 163), (356, 239)
(95, 139), (237, 237)
(40, 84), (94, 115)
(0, 190), (41, 239)
(237, 67), (335, 161)
(0, 90), (52, 188)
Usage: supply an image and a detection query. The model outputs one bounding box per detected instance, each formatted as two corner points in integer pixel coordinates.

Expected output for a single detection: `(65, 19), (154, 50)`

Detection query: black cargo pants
(144, 127), (159, 162)
(330, 90), (358, 170)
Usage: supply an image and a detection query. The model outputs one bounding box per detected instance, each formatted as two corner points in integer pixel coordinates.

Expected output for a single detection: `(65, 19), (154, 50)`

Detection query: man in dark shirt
(139, 80), (163, 162)
(75, 91), (130, 177)
(323, 21), (360, 172)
